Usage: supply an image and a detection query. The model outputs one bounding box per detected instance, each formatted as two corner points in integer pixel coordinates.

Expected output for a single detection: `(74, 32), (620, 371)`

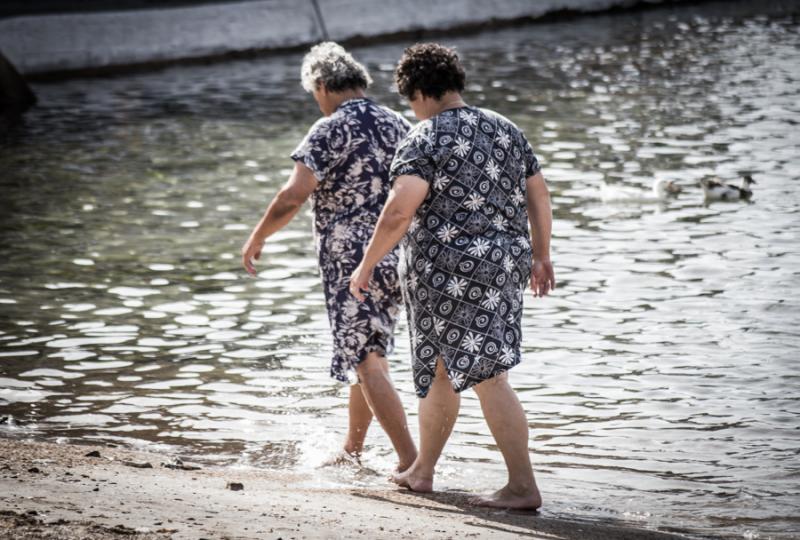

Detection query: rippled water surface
(1, 2), (799, 538)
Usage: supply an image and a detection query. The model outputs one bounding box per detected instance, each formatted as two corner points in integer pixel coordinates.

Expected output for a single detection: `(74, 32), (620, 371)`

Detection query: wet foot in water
(321, 449), (361, 468)
(390, 464), (433, 492)
(468, 484), (542, 510)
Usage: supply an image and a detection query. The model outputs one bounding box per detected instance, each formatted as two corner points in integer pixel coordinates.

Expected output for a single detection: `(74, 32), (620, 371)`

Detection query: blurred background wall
(0, 0), (689, 77)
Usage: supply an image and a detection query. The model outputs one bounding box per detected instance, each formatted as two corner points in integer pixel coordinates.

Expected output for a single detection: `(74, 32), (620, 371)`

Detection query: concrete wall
(0, 0), (322, 75)
(0, 0), (678, 76)
(322, 0), (648, 40)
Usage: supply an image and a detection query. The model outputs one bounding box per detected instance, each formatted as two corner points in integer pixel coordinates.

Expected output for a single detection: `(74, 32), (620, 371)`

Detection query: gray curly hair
(300, 41), (372, 93)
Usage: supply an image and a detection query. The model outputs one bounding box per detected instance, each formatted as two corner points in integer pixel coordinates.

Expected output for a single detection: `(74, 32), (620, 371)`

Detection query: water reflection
(2, 1), (800, 538)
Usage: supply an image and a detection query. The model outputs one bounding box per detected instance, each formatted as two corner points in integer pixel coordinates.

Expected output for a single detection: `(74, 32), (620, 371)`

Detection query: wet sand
(0, 437), (691, 539)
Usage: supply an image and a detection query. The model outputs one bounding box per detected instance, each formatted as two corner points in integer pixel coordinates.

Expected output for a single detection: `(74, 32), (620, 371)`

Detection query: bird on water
(701, 175), (756, 201)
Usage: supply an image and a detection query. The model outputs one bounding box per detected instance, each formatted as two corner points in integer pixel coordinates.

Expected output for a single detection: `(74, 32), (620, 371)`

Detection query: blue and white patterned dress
(390, 106), (541, 397)
(291, 98), (411, 382)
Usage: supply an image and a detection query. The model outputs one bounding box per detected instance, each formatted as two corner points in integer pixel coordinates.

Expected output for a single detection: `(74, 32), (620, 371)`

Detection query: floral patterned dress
(291, 98), (411, 383)
(390, 106), (541, 397)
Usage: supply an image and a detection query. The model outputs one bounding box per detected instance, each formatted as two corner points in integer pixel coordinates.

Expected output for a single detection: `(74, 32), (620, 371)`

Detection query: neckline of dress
(336, 97), (372, 110)
(440, 104), (472, 113)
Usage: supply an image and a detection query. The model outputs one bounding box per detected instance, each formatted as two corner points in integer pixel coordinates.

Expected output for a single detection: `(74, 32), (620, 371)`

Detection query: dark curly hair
(394, 43), (466, 100)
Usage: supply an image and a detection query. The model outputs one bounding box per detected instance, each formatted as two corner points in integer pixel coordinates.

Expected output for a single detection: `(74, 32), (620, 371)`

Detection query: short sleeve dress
(291, 98), (412, 382)
(390, 106), (541, 397)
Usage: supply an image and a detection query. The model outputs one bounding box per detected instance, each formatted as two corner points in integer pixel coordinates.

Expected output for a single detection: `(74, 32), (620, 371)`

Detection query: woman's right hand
(349, 262), (374, 302)
(241, 235), (264, 276)
(531, 259), (555, 298)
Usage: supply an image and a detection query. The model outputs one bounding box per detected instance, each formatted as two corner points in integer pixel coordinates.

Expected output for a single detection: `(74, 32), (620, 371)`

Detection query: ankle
(410, 463), (435, 480)
(506, 481), (537, 496)
(397, 457), (415, 472)
(343, 443), (363, 456)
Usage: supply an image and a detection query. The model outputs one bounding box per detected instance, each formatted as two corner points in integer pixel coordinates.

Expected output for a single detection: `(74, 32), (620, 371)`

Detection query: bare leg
(470, 372), (542, 510)
(391, 358), (460, 492)
(323, 383), (372, 467)
(356, 352), (417, 471)
(344, 383), (373, 457)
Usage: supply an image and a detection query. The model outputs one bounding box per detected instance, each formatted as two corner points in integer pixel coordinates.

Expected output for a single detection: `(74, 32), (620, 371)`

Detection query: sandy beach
(0, 437), (696, 540)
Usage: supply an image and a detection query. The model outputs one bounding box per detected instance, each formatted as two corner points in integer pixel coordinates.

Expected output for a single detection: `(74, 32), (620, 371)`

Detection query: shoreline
(0, 436), (694, 539)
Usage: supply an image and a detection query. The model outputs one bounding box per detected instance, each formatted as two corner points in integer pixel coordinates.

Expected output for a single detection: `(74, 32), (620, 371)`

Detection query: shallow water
(1, 1), (799, 538)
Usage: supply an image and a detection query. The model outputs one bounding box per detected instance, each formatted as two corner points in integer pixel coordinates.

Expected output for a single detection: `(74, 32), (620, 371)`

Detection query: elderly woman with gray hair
(242, 42), (416, 470)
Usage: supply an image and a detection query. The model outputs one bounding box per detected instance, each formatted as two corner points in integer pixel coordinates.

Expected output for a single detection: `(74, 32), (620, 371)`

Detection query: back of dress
(292, 98), (411, 252)
(389, 105), (543, 397)
(290, 97), (411, 382)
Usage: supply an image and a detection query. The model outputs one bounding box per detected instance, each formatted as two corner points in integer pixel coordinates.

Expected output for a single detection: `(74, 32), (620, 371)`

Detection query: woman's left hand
(349, 263), (373, 302)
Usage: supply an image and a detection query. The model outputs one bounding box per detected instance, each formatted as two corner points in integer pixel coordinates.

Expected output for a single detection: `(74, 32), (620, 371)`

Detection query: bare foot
(390, 464), (433, 492)
(468, 484), (542, 510)
(321, 449), (361, 468)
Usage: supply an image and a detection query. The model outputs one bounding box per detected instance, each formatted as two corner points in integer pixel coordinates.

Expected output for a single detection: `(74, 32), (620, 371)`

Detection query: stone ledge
(0, 0), (682, 77)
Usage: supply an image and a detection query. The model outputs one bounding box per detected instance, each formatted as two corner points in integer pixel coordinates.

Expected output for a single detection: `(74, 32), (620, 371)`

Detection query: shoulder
(403, 118), (435, 147)
(477, 107), (520, 133)
(306, 107), (359, 146)
(478, 107), (535, 150)
(411, 116), (436, 136)
(370, 102), (413, 128)
(306, 113), (340, 138)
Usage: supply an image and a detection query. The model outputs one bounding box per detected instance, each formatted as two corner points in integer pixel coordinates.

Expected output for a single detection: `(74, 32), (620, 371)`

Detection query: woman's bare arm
(349, 174), (429, 300)
(526, 171), (555, 297)
(241, 162), (317, 276)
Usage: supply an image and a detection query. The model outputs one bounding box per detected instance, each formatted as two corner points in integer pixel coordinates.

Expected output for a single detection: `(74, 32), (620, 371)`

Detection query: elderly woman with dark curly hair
(242, 42), (417, 471)
(350, 43), (554, 509)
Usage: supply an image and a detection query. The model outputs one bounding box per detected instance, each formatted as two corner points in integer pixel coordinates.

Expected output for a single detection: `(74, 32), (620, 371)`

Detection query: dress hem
(329, 331), (394, 384)
(413, 345), (522, 398)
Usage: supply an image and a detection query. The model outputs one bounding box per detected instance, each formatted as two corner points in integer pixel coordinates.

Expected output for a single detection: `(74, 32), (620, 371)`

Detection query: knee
(473, 371), (509, 397)
(355, 353), (389, 381)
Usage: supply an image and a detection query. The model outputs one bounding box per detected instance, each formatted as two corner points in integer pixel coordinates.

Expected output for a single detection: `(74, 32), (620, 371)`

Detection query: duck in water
(701, 175), (756, 201)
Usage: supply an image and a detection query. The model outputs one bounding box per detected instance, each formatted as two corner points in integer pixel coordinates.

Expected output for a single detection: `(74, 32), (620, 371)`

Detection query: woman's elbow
(275, 188), (305, 209)
(382, 206), (415, 228)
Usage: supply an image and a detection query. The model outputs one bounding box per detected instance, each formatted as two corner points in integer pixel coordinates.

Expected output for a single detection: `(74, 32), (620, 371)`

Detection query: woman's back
(293, 98), (411, 241)
(392, 106), (539, 246)
(388, 104), (542, 397)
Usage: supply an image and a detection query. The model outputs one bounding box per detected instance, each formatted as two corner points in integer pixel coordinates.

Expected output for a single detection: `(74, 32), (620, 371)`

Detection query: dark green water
(1, 2), (799, 538)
